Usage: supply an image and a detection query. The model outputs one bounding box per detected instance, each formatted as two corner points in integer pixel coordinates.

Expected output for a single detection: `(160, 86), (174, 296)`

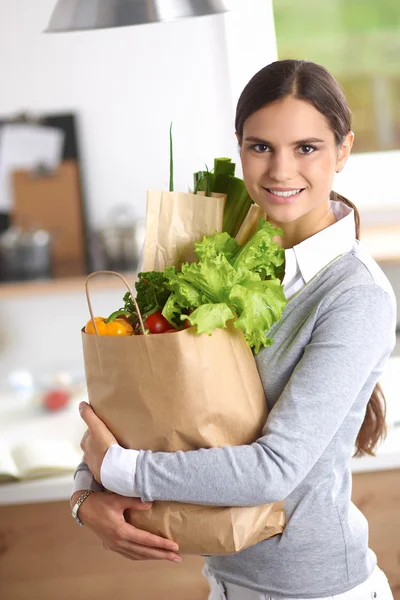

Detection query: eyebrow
(244, 136), (325, 145)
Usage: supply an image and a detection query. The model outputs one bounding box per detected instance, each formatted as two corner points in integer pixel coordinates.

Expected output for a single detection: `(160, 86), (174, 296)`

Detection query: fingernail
(171, 545), (179, 552)
(172, 557), (181, 563)
(79, 402), (87, 411)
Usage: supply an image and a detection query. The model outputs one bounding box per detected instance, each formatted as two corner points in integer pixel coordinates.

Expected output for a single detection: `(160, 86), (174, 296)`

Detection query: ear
(336, 131), (354, 172)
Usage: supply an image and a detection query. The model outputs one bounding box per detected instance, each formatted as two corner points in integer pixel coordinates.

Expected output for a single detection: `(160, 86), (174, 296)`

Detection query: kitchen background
(0, 0), (398, 418)
(0, 1), (399, 599)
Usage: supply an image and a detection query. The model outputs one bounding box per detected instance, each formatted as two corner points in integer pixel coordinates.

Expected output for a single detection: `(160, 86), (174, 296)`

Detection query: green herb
(122, 272), (171, 327)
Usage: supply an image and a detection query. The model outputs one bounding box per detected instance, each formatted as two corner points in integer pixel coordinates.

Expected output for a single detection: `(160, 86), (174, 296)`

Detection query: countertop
(0, 367), (399, 507)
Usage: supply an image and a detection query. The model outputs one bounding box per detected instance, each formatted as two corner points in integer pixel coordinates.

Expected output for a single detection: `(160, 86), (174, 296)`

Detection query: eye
(298, 144), (317, 155)
(251, 143), (271, 153)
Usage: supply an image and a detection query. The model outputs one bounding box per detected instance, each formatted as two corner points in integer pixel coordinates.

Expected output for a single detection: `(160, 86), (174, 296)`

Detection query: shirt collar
(291, 201), (356, 284)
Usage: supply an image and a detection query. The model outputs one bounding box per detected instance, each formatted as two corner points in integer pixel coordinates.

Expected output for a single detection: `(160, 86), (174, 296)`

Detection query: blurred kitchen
(0, 1), (399, 599)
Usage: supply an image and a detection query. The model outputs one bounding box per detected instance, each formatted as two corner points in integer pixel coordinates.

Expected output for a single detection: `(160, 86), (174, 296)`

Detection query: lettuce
(184, 303), (235, 334)
(160, 219), (286, 353)
(232, 219), (285, 279)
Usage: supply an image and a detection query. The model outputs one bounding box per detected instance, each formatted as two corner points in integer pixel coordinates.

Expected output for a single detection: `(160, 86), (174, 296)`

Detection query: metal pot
(0, 226), (52, 281)
(93, 206), (145, 272)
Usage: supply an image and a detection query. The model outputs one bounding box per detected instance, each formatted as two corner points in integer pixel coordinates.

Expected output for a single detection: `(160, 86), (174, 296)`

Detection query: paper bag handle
(84, 270), (145, 336)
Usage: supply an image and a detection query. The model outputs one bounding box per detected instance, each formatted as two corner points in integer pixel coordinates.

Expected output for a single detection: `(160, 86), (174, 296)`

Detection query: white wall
(0, 0), (277, 227)
(333, 150), (400, 218)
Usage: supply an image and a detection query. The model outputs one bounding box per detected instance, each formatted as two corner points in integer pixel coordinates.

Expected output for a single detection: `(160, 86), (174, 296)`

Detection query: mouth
(262, 187), (305, 204)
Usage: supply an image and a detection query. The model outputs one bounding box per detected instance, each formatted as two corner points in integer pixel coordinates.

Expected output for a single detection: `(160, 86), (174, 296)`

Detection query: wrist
(70, 490), (84, 508)
(71, 490), (95, 526)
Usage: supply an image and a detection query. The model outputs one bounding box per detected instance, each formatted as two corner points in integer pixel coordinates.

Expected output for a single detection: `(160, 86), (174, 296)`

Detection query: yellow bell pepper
(84, 315), (133, 336)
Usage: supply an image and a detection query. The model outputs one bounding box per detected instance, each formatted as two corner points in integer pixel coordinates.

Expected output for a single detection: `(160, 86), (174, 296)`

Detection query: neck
(270, 201), (337, 249)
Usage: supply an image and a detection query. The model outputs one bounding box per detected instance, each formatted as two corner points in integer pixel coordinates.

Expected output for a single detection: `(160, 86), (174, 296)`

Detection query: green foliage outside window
(273, 0), (400, 153)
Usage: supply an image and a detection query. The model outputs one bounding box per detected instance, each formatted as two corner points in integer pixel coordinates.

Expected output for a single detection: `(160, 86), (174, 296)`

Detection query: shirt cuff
(100, 443), (140, 497)
(71, 462), (104, 497)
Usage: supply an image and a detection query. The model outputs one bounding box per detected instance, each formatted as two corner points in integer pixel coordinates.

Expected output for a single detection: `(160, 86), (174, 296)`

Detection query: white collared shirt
(74, 201), (358, 498)
(282, 200), (356, 299)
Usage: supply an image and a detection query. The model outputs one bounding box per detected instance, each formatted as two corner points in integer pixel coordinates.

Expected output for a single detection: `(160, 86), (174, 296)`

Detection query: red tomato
(144, 311), (171, 334)
(43, 389), (70, 412)
(165, 329), (178, 333)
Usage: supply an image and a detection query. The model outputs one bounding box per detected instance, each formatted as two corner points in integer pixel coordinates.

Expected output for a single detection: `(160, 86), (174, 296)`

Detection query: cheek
(304, 153), (336, 188)
(240, 153), (260, 187)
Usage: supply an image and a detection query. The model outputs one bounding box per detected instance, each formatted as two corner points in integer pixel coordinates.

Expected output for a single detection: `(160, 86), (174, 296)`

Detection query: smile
(263, 188), (305, 204)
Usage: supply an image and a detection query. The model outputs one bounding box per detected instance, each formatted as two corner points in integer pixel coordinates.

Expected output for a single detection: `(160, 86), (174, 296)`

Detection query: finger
(80, 429), (89, 452)
(120, 497), (152, 511)
(120, 541), (181, 563)
(79, 402), (99, 427)
(120, 523), (179, 552)
(112, 548), (153, 562)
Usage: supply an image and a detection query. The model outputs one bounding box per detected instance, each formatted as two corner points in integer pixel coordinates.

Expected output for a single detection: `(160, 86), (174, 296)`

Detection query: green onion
(193, 165), (214, 195)
(193, 156), (254, 237)
(222, 178), (253, 238)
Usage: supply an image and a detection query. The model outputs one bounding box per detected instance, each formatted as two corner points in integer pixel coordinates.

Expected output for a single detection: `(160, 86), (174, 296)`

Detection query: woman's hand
(70, 491), (181, 563)
(79, 401), (118, 484)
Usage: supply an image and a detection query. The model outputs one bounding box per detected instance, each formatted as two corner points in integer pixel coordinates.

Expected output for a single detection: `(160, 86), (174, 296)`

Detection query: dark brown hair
(235, 59), (386, 457)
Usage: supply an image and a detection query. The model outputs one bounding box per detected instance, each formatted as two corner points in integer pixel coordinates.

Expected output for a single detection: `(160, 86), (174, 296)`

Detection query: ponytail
(330, 191), (387, 456)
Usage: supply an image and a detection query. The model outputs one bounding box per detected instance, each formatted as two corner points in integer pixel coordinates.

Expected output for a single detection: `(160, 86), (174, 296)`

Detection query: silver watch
(71, 490), (95, 526)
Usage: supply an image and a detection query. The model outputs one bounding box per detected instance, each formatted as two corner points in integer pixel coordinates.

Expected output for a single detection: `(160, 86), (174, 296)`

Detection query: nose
(266, 149), (296, 182)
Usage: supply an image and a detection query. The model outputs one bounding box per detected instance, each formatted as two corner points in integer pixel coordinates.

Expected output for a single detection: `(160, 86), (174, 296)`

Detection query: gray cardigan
(74, 240), (396, 597)
(134, 246), (396, 597)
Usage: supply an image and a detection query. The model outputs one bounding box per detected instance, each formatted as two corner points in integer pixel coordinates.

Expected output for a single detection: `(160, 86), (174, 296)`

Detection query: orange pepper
(84, 316), (133, 336)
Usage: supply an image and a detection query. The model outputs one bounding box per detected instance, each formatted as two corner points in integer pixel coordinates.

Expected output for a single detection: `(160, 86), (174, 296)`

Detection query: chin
(258, 202), (304, 225)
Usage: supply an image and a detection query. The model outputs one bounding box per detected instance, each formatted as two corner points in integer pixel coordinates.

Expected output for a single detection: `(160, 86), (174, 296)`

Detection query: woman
(71, 60), (396, 600)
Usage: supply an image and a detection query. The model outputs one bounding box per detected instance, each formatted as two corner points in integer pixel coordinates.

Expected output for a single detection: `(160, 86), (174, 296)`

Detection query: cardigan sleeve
(130, 284), (395, 506)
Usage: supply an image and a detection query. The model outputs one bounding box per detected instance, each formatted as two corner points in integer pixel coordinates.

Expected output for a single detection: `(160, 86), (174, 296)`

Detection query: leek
(193, 156), (254, 238)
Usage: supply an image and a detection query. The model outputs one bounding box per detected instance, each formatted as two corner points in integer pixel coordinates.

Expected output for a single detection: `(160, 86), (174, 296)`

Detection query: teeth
(268, 189), (302, 197)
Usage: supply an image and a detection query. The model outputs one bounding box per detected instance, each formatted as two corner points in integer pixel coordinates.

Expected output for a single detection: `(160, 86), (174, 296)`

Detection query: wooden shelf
(0, 272), (137, 299)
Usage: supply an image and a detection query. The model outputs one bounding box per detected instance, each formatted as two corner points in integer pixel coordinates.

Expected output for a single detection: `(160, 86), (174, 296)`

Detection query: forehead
(243, 96), (334, 142)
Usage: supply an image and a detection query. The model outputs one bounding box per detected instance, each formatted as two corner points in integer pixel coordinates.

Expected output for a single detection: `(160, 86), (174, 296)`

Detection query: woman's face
(239, 96), (353, 227)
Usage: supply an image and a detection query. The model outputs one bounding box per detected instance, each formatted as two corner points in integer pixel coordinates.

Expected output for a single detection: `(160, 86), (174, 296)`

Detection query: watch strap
(71, 490), (95, 526)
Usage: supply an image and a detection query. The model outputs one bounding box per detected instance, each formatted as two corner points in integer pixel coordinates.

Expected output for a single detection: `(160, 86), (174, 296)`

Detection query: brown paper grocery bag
(142, 190), (225, 271)
(82, 272), (285, 555)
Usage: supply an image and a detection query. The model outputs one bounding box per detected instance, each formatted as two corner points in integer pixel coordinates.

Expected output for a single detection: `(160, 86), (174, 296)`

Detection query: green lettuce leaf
(179, 254), (238, 304)
(163, 267), (203, 307)
(185, 303), (235, 334)
(232, 219), (285, 279)
(229, 278), (287, 353)
(162, 266), (204, 326)
(194, 231), (240, 263)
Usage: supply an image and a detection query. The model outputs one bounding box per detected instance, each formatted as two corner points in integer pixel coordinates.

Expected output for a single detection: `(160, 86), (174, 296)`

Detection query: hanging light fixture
(45, 0), (233, 32)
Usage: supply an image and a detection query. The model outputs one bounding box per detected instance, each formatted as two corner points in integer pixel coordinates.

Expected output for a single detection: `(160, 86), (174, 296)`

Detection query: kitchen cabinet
(0, 468), (399, 600)
(0, 499), (208, 600)
(352, 469), (400, 599)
